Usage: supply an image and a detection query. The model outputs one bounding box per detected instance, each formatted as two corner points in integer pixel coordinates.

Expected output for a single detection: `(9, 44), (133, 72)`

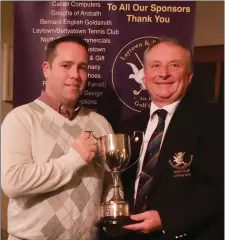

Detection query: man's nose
(159, 66), (170, 78)
(69, 66), (79, 79)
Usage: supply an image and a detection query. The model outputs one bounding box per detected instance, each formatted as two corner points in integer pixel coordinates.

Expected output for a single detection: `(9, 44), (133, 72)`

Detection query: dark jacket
(100, 94), (224, 240)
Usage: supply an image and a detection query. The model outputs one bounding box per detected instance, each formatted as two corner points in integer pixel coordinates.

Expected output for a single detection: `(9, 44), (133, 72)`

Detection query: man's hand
(123, 210), (162, 234)
(72, 131), (97, 163)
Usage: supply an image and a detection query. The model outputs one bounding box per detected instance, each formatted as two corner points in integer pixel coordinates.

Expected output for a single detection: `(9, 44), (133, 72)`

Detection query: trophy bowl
(97, 134), (137, 227)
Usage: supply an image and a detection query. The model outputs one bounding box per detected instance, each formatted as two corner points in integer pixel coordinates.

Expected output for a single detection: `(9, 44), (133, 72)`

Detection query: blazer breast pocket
(168, 151), (194, 178)
(166, 131), (199, 179)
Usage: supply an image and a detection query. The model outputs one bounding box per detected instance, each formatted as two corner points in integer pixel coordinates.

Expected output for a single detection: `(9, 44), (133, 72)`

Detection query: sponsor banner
(13, 1), (196, 127)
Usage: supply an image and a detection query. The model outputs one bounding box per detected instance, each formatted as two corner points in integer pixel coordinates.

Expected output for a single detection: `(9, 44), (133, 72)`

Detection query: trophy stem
(111, 171), (122, 201)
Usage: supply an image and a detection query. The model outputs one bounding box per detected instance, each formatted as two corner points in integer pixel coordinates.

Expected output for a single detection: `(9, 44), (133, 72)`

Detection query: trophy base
(97, 216), (139, 227)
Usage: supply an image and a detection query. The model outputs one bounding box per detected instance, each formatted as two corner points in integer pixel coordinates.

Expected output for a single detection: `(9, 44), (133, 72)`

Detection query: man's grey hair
(143, 36), (193, 71)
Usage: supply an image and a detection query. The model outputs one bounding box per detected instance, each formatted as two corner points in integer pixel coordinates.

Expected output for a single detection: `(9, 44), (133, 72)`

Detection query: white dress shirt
(134, 100), (181, 201)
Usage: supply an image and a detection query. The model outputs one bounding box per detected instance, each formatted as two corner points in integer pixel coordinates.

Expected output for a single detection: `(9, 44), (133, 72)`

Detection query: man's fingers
(130, 212), (147, 221)
(123, 222), (144, 231)
(72, 132), (99, 162)
(89, 144), (97, 152)
(86, 138), (96, 144)
(82, 131), (92, 139)
(124, 211), (162, 234)
(88, 152), (96, 161)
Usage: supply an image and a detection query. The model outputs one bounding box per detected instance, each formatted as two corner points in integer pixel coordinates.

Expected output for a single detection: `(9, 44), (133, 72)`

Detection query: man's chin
(156, 94), (173, 100)
(153, 93), (175, 104)
(64, 95), (79, 103)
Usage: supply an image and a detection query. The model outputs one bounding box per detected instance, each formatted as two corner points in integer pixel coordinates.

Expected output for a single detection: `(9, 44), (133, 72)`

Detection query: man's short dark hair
(46, 35), (89, 64)
(144, 36), (193, 71)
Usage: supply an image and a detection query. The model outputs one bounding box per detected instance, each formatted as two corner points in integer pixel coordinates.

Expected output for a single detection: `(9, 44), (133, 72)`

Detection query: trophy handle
(124, 131), (145, 171)
(92, 131), (145, 172)
(84, 131), (104, 169)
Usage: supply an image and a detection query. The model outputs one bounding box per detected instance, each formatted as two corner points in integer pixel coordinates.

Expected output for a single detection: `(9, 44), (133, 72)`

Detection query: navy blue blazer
(116, 93), (224, 240)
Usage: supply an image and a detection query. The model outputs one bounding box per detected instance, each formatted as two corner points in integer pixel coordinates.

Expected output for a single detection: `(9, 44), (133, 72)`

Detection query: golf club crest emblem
(112, 36), (159, 112)
(169, 152), (193, 177)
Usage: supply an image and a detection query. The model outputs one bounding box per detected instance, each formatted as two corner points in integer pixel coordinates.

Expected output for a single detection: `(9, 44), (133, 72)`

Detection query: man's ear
(42, 61), (50, 79)
(142, 73), (147, 87)
(188, 72), (193, 84)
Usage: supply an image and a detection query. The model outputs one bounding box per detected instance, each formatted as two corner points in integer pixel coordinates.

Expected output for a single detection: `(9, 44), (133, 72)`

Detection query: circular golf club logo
(112, 36), (159, 112)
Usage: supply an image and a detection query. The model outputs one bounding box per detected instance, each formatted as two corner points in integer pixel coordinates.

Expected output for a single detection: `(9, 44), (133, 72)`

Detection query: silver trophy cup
(97, 133), (135, 226)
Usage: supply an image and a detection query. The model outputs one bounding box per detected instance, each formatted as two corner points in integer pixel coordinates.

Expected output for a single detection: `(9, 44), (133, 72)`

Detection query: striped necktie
(135, 109), (167, 213)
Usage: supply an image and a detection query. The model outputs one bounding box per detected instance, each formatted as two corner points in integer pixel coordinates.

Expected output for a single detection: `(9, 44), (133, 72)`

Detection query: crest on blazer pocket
(169, 152), (193, 178)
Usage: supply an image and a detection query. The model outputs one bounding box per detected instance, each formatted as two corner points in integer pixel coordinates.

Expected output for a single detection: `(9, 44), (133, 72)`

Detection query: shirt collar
(150, 99), (181, 119)
(39, 90), (80, 120)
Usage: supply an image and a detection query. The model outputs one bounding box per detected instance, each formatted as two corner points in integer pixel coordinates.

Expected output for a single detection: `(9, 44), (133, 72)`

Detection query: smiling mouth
(156, 82), (174, 85)
(65, 84), (80, 89)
